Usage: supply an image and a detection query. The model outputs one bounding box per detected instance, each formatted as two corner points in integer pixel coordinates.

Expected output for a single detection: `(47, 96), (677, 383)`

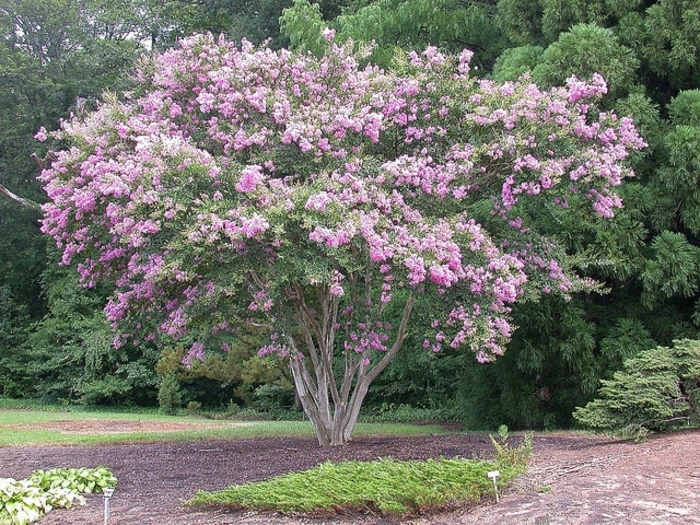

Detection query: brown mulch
(1, 420), (700, 525)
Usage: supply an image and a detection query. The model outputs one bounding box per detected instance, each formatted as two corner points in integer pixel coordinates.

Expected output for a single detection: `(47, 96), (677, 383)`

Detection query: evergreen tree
(0, 285), (31, 396)
(281, 0), (507, 69)
(574, 339), (700, 438)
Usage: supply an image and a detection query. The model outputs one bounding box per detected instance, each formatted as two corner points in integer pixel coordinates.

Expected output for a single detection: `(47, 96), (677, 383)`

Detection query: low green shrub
(573, 339), (700, 440)
(0, 398), (62, 410)
(191, 404), (306, 422)
(362, 403), (461, 424)
(189, 429), (530, 516)
(0, 467), (116, 525)
(190, 457), (513, 514)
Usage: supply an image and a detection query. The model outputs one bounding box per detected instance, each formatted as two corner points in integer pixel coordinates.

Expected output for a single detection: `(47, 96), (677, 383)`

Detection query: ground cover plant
(189, 457), (519, 515)
(38, 32), (644, 445)
(190, 427), (531, 516)
(0, 466), (116, 525)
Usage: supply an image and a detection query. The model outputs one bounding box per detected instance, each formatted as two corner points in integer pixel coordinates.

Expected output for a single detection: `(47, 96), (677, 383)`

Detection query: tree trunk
(289, 357), (333, 445)
(291, 358), (368, 446)
(289, 293), (415, 446)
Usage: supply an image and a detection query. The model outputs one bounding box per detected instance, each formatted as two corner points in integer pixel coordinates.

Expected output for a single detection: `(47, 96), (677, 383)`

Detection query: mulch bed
(1, 429), (699, 524)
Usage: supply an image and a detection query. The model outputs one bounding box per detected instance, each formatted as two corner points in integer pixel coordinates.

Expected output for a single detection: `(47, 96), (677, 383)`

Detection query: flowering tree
(39, 33), (645, 445)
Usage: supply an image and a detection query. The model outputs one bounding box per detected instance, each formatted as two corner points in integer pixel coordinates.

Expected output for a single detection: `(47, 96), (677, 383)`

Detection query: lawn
(0, 407), (449, 446)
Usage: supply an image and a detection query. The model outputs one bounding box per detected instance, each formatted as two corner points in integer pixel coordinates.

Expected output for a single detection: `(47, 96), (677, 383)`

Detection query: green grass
(0, 408), (449, 446)
(189, 457), (524, 515)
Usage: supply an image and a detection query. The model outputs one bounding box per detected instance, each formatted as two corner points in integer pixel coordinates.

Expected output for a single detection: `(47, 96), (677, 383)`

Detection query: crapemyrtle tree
(38, 34), (644, 445)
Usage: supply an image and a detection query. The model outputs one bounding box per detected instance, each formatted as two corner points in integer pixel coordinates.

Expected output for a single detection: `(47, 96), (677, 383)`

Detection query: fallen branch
(524, 453), (633, 488)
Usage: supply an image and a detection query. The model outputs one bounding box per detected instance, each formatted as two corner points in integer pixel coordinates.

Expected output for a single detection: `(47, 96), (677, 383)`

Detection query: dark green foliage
(451, 293), (674, 431)
(644, 0), (700, 92)
(498, 0), (646, 47)
(453, 297), (598, 430)
(598, 318), (657, 373)
(161, 0), (292, 50)
(668, 89), (700, 125)
(22, 261), (159, 405)
(158, 373), (183, 415)
(216, 0), (293, 49)
(640, 232), (700, 307)
(0, 285), (31, 396)
(0, 42), (51, 327)
(282, 0), (508, 69)
(251, 384), (296, 411)
(573, 339), (700, 437)
(491, 45), (544, 82)
(531, 23), (640, 101)
(365, 340), (457, 410)
(540, 0), (643, 42)
(0, 205), (46, 316)
(497, 0), (545, 47)
(155, 328), (295, 410)
(362, 404), (457, 423)
(650, 91), (700, 235)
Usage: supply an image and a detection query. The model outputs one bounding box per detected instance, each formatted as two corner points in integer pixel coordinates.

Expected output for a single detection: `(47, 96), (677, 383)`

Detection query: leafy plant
(363, 403), (458, 424)
(489, 425), (534, 468)
(157, 373), (182, 415)
(27, 466), (117, 494)
(0, 467), (116, 525)
(281, 0), (507, 69)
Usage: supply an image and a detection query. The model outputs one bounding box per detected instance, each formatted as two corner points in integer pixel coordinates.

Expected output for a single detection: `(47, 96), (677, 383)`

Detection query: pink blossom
(322, 27), (336, 41)
(305, 192), (334, 212)
(35, 127), (48, 142)
(235, 165), (266, 193)
(329, 282), (345, 296)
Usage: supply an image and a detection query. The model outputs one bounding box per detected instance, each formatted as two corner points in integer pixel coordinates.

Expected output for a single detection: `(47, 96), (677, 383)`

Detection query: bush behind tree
(158, 373), (183, 415)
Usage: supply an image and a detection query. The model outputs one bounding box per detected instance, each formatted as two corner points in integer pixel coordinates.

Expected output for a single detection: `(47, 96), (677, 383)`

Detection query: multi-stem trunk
(287, 286), (415, 446)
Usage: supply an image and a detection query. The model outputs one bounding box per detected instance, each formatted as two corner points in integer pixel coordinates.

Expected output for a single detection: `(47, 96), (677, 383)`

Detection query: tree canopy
(38, 33), (643, 444)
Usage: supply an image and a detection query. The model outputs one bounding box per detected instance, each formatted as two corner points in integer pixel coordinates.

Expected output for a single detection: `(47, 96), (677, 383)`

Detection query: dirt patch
(10, 419), (250, 435)
(1, 429), (699, 524)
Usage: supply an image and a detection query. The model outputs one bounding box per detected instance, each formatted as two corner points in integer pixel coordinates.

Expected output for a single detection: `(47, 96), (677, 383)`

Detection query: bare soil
(1, 419), (699, 525)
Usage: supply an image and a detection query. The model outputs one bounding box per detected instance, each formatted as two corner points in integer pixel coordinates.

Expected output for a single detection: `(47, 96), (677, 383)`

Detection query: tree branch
(0, 183), (41, 211)
(366, 291), (415, 384)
